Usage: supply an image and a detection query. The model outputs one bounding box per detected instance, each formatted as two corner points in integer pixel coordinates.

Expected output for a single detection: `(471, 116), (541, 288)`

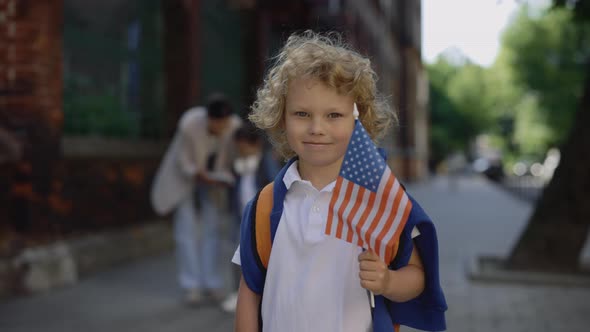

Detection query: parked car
(472, 157), (504, 182)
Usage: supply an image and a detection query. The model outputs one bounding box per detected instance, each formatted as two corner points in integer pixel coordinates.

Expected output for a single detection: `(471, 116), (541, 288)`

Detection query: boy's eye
(327, 113), (343, 118)
(294, 111), (309, 117)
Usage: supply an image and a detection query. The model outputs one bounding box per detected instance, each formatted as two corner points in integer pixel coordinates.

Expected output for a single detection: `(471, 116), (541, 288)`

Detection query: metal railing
(499, 175), (545, 203)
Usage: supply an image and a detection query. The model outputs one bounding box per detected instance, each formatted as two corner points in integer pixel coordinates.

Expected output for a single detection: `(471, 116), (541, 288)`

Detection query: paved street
(1, 175), (589, 331)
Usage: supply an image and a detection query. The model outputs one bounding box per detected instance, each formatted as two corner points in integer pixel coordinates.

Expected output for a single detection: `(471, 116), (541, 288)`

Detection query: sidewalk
(1, 175), (589, 331)
(408, 175), (590, 332)
(0, 252), (235, 332)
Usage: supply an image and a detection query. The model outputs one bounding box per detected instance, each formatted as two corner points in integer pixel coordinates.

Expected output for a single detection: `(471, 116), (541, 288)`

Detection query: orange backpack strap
(254, 183), (274, 269)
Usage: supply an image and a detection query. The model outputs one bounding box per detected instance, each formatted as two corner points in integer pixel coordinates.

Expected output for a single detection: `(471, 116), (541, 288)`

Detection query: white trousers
(173, 195), (223, 290)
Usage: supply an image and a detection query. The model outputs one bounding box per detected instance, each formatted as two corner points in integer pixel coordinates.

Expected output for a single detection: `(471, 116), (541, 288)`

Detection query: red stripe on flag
(384, 198), (412, 263)
(336, 181), (354, 238)
(374, 182), (404, 260)
(345, 186), (366, 243)
(371, 178), (402, 257)
(364, 174), (395, 251)
(355, 190), (377, 247)
(326, 177), (344, 236)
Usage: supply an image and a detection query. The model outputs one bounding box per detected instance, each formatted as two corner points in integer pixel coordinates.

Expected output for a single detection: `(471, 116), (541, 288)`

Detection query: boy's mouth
(303, 141), (330, 146)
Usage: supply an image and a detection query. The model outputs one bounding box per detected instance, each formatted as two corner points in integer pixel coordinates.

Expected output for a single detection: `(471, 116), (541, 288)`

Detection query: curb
(467, 255), (590, 288)
(0, 221), (173, 300)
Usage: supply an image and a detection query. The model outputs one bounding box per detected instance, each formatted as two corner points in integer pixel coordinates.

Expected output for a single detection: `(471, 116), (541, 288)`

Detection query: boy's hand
(358, 250), (392, 296)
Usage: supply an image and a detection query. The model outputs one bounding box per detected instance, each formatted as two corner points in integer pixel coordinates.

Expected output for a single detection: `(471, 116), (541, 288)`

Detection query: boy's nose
(309, 118), (325, 135)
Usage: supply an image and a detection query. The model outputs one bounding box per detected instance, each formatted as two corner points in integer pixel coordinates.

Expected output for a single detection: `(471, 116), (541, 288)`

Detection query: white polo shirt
(232, 162), (420, 331)
(234, 162), (371, 332)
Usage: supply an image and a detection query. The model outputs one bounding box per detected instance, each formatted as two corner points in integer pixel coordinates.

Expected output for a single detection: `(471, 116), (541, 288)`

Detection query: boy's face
(284, 78), (355, 176)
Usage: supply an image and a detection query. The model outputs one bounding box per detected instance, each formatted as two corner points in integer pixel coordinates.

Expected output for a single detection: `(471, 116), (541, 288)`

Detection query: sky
(422, 0), (546, 67)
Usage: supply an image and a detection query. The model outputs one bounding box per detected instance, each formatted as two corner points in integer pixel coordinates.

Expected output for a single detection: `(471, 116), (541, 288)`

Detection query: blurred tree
(427, 58), (464, 166)
(483, 52), (524, 157)
(501, 6), (589, 152)
(427, 58), (494, 167)
(446, 63), (495, 136)
(507, 1), (590, 272)
(511, 94), (552, 157)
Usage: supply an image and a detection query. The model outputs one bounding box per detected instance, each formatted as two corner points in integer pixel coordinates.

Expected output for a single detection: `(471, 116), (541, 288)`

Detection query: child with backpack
(221, 122), (280, 313)
(232, 31), (447, 332)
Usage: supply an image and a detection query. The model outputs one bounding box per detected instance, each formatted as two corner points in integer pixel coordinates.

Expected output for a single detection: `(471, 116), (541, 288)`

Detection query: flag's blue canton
(340, 120), (386, 192)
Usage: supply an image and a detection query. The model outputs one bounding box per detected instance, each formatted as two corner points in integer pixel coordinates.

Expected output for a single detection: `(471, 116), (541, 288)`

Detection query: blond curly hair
(249, 30), (396, 159)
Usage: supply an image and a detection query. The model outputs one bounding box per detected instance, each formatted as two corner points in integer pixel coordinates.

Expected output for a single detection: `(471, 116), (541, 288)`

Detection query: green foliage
(428, 82), (466, 163)
(428, 4), (590, 167)
(427, 59), (461, 163)
(446, 64), (495, 133)
(501, 6), (590, 147)
(427, 58), (495, 164)
(512, 94), (553, 158)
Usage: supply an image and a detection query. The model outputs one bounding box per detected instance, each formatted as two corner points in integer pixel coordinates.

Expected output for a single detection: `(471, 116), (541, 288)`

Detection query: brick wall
(0, 0), (63, 238)
(0, 1), (163, 256)
(0, 0), (63, 133)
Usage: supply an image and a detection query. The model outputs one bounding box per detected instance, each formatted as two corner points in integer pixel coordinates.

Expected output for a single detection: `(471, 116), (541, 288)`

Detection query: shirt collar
(283, 161), (337, 192)
(282, 161), (301, 190)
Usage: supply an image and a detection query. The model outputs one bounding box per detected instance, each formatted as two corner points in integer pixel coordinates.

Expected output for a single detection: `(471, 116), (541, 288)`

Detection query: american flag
(325, 120), (412, 264)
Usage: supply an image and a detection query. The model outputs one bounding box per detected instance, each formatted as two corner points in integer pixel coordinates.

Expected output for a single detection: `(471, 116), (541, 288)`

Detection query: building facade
(0, 0), (428, 247)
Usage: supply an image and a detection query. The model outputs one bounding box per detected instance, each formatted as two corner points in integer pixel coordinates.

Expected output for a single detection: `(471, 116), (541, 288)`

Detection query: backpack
(249, 182), (401, 332)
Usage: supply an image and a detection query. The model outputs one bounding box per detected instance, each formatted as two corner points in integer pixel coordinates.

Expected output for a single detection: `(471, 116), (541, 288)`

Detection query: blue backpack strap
(268, 158), (295, 243)
(239, 192), (266, 294)
(373, 195), (447, 332)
